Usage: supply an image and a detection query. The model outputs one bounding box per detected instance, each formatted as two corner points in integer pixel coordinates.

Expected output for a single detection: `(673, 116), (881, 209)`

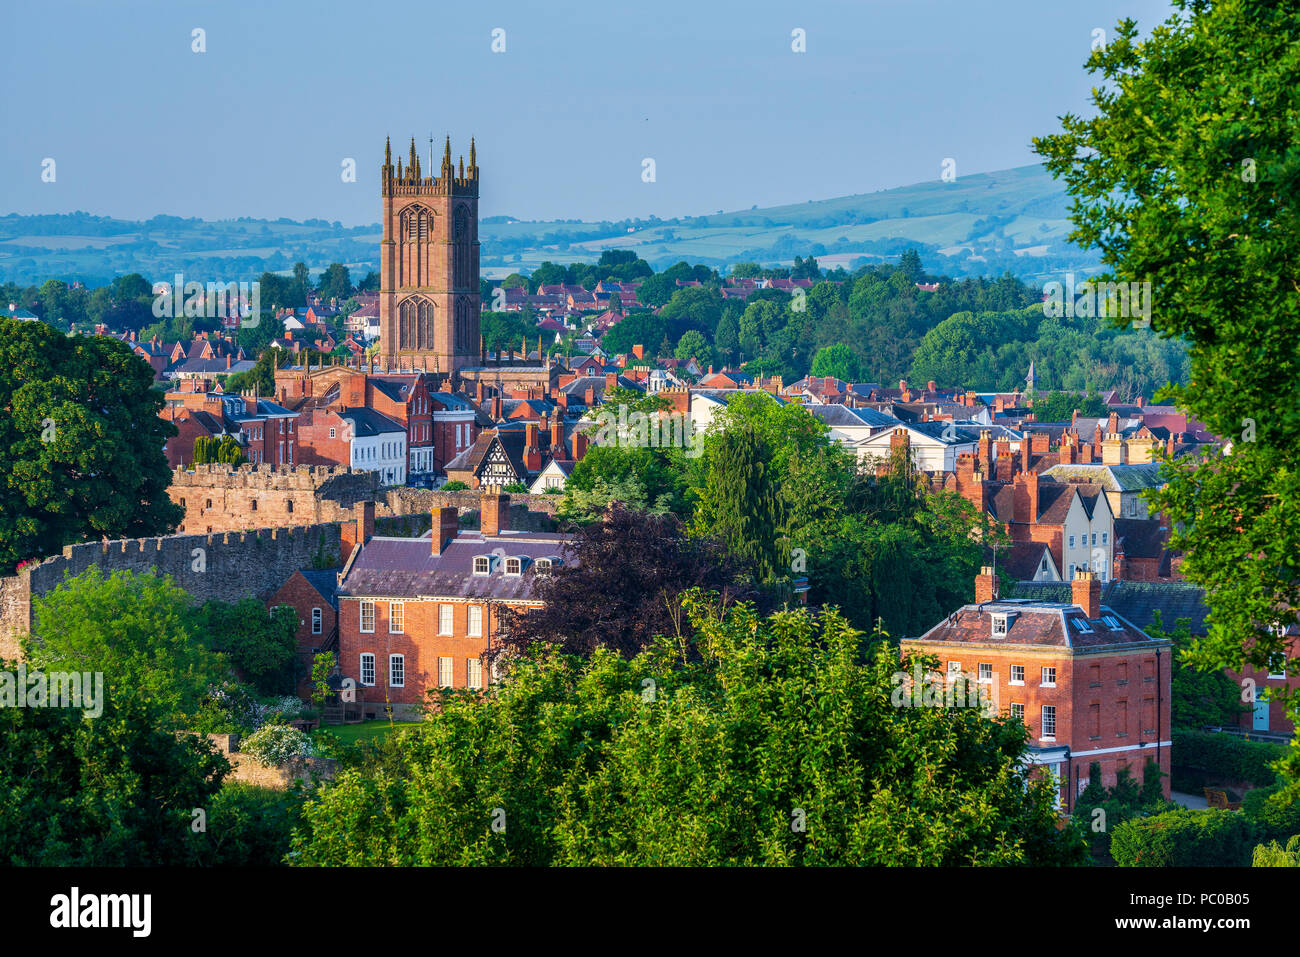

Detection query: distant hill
(0, 164), (1099, 286)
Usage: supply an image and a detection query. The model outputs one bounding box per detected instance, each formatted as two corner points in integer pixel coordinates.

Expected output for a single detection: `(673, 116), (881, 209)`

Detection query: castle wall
(0, 523), (343, 661)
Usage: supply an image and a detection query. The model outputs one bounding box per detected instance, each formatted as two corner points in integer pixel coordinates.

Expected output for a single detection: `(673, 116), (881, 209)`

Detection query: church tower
(378, 134), (480, 372)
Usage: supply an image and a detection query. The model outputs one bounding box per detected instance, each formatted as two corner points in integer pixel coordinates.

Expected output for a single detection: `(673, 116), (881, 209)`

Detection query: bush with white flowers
(240, 723), (314, 765)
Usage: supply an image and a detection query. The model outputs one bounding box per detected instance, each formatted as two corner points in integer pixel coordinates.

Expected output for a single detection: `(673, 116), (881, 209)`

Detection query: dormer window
(534, 557), (553, 574)
(505, 557), (523, 576)
(1102, 615), (1123, 631)
(473, 556), (492, 575)
(991, 614), (1008, 638)
(1071, 618), (1093, 633)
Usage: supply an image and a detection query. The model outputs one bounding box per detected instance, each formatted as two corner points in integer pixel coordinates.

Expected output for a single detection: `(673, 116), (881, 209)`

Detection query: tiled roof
(340, 532), (576, 601)
(339, 407), (405, 436)
(911, 599), (1156, 649)
(298, 568), (342, 610)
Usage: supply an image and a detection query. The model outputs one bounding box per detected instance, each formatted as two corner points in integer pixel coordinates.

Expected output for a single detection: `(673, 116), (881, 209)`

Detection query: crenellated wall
(0, 523), (343, 661)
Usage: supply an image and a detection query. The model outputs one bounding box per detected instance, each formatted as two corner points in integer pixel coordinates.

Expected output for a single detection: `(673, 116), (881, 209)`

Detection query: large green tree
(291, 594), (1085, 865)
(1034, 0), (1300, 781)
(0, 319), (183, 572)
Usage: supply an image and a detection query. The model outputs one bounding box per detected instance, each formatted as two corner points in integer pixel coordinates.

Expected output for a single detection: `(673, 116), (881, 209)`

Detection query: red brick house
(336, 489), (575, 718)
(902, 569), (1173, 810)
(267, 569), (341, 697)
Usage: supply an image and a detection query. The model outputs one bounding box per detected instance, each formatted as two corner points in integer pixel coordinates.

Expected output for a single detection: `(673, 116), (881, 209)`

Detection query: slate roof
(299, 568), (341, 610)
(804, 404), (901, 430)
(339, 407), (405, 437)
(1011, 580), (1209, 635)
(339, 531), (576, 602)
(1041, 463), (1165, 492)
(1001, 540), (1055, 581)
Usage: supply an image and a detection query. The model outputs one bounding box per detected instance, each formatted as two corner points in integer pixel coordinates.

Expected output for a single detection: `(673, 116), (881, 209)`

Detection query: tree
(692, 424), (783, 582)
(713, 311), (739, 365)
(316, 263), (352, 302)
(0, 678), (229, 865)
(194, 599), (298, 695)
(1030, 391), (1110, 423)
(23, 567), (230, 728)
(497, 508), (751, 660)
(0, 320), (183, 573)
(675, 329), (711, 364)
(1034, 1), (1300, 781)
(291, 594), (1084, 865)
(809, 343), (862, 382)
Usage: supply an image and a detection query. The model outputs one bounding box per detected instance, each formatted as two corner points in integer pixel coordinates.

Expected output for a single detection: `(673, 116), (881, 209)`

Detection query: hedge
(1170, 730), (1287, 791)
(1111, 808), (1257, 866)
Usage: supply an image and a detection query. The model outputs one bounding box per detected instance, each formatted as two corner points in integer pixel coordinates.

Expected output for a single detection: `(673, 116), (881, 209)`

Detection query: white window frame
(1041, 666), (1057, 688)
(438, 656), (453, 688)
(438, 604), (454, 636)
(360, 599), (375, 634)
(1010, 702), (1025, 721)
(1042, 705), (1057, 740)
(389, 654), (405, 688)
(1010, 665), (1025, 686)
(505, 557), (522, 576)
(991, 614), (1008, 638)
(473, 556), (491, 575)
(311, 607), (322, 635)
(389, 601), (404, 634)
(947, 661), (962, 682)
(467, 658), (483, 690)
(468, 604), (483, 637)
(977, 662), (993, 684)
(360, 652), (375, 686)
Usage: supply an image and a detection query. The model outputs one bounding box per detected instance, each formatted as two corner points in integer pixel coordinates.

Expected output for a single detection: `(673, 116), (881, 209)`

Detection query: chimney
(1026, 469), (1040, 523)
(480, 486), (509, 536)
(1073, 569), (1101, 620)
(574, 430), (589, 460)
(1107, 411), (1119, 435)
(524, 422), (542, 472)
(491, 395), (503, 421)
(975, 566), (999, 603)
(632, 344), (644, 360)
(584, 385), (595, 406)
(926, 380), (936, 394)
(550, 418), (564, 458)
(226, 354), (232, 369)
(1061, 432), (1077, 464)
(978, 429), (993, 476)
(432, 505), (458, 555)
(605, 372), (618, 393)
(1020, 437), (1031, 474)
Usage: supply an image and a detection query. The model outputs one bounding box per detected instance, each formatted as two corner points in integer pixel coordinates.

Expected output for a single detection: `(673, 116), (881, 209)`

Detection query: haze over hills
(0, 163), (1100, 287)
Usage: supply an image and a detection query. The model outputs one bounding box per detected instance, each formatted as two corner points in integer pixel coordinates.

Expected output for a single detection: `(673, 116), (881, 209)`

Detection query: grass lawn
(312, 720), (424, 747)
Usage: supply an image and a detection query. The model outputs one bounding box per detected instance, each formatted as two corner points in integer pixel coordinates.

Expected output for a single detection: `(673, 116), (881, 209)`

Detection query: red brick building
(903, 568), (1173, 810)
(336, 489), (575, 718)
(267, 568), (341, 698)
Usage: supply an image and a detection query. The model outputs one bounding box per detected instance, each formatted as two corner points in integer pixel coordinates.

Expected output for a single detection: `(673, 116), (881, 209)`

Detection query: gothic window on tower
(399, 296), (434, 351)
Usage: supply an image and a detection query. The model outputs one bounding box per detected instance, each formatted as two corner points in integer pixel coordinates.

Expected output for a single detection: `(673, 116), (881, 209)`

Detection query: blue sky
(2, 0), (1175, 225)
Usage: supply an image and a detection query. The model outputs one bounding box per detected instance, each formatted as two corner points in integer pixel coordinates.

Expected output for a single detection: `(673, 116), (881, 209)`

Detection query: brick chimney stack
(550, 418), (564, 458)
(978, 429), (993, 476)
(574, 430), (589, 461)
(524, 422), (542, 472)
(1020, 436), (1031, 474)
(975, 566), (999, 603)
(632, 344), (644, 360)
(491, 395), (502, 421)
(605, 372), (618, 393)
(480, 486), (509, 536)
(432, 505), (458, 555)
(1072, 569), (1101, 620)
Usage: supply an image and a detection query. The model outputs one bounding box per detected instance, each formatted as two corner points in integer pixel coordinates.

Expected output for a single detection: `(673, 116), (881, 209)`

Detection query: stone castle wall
(0, 523), (343, 661)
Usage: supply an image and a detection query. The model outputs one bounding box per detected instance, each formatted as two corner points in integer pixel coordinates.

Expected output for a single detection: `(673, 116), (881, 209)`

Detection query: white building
(339, 408), (407, 486)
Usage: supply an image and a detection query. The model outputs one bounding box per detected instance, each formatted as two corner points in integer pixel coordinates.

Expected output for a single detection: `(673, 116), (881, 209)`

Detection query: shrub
(241, 724), (313, 765)
(1110, 808), (1257, 866)
(440, 480), (469, 491)
(1253, 835), (1300, 867)
(1170, 730), (1287, 790)
(1242, 784), (1300, 843)
(190, 783), (306, 866)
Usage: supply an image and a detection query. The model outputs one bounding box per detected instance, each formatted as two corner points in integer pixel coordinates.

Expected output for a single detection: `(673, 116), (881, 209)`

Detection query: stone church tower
(378, 135), (480, 372)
